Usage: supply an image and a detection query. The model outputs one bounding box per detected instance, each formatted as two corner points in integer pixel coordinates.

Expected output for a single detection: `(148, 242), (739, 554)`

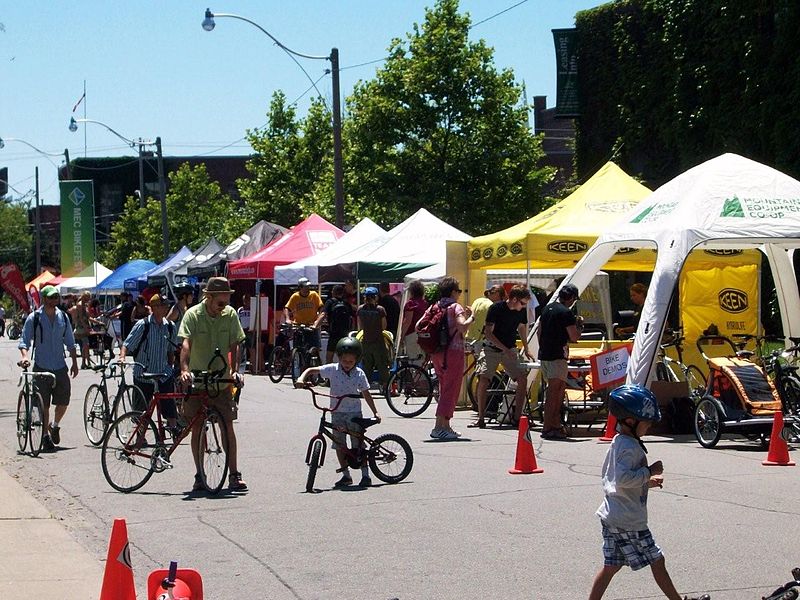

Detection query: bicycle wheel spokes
(101, 412), (158, 493)
(117, 384), (147, 418)
(386, 365), (433, 418)
(685, 365), (707, 401)
(200, 408), (229, 494)
(83, 384), (110, 446)
(27, 393), (45, 457)
(368, 433), (413, 483)
(268, 346), (289, 383)
(16, 391), (29, 454)
(290, 348), (304, 384)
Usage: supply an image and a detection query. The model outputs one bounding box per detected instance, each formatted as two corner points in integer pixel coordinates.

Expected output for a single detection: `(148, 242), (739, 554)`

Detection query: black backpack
(329, 298), (352, 329)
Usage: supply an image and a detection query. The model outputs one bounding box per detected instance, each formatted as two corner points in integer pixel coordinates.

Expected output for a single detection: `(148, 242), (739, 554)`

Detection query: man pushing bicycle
(178, 277), (248, 492)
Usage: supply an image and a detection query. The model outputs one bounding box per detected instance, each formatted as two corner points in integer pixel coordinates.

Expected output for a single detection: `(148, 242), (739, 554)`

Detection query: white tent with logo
(57, 262), (113, 294)
(554, 153), (800, 385)
(273, 217), (387, 285)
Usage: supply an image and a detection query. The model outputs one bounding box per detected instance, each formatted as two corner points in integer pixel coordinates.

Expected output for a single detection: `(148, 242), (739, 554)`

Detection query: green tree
(102, 163), (239, 266)
(344, 0), (554, 234)
(238, 92), (333, 227)
(0, 197), (33, 276)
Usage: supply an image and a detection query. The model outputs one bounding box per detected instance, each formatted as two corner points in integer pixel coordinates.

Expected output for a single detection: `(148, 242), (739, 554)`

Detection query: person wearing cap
(357, 287), (390, 389)
(471, 284), (533, 429)
(119, 294), (179, 431)
(18, 285), (79, 452)
(284, 277), (323, 350)
(178, 277), (248, 492)
(538, 282), (584, 440)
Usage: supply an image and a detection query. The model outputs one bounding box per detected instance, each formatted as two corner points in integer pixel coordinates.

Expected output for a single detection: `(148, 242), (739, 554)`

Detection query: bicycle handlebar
(299, 385), (362, 412)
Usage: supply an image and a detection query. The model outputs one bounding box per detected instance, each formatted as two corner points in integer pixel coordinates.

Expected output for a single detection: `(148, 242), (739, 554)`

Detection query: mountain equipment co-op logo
(721, 195), (800, 219)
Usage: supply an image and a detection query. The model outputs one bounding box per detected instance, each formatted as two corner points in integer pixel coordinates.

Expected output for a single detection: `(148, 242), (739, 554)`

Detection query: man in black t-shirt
(470, 285), (533, 428)
(538, 283), (583, 439)
(378, 282), (400, 337)
(321, 284), (355, 363)
(109, 291), (135, 341)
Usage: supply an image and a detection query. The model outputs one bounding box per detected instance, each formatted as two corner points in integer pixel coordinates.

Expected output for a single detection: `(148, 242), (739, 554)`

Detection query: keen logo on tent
(496, 245), (508, 258)
(470, 248), (482, 261)
(719, 288), (748, 313)
(721, 195), (800, 219)
(483, 248), (494, 260)
(704, 249), (743, 257)
(510, 242), (524, 255)
(615, 247), (639, 255)
(548, 240), (587, 253)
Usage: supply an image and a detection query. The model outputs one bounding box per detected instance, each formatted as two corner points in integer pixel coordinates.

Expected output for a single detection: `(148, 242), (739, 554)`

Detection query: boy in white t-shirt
(296, 337), (380, 488)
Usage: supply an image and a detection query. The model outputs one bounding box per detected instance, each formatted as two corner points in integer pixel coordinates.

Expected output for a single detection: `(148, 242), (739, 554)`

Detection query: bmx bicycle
(301, 386), (413, 493)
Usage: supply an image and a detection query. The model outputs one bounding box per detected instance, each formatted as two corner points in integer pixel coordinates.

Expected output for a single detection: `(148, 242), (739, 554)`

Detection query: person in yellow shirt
(466, 285), (505, 344)
(284, 277), (323, 349)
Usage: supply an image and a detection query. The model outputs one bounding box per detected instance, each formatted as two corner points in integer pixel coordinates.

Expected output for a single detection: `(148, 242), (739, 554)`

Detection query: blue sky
(1, 0), (605, 204)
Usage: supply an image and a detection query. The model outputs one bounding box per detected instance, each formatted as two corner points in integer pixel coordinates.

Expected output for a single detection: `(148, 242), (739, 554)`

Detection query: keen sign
(718, 288), (748, 313)
(547, 240), (587, 254)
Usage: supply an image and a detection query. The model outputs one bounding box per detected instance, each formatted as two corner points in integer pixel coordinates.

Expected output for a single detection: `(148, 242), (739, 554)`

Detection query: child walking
(296, 336), (380, 488)
(588, 384), (710, 600)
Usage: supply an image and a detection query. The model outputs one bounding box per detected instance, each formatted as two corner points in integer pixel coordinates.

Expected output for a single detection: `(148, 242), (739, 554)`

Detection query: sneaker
(430, 427), (445, 439)
(334, 474), (353, 488)
(41, 435), (56, 453)
(447, 428), (462, 438)
(358, 475), (372, 487)
(192, 474), (204, 492)
(228, 471), (248, 491)
(49, 424), (60, 445)
(439, 429), (460, 441)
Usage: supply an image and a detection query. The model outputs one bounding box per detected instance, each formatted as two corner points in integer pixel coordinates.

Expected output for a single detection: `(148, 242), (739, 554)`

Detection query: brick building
(532, 95), (575, 196)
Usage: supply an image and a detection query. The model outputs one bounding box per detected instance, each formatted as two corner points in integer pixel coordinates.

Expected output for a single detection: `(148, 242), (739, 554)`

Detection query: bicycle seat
(142, 372), (167, 380)
(352, 417), (380, 429)
(735, 350), (755, 360)
(91, 364), (108, 372)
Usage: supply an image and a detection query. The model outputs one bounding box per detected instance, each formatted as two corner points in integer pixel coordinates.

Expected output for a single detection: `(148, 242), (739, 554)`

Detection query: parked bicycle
(6, 312), (26, 341)
(655, 329), (707, 402)
(289, 324), (322, 385)
(100, 349), (237, 494)
(302, 386), (413, 493)
(82, 360), (147, 446)
(267, 323), (294, 383)
(15, 362), (53, 457)
(762, 567), (800, 600)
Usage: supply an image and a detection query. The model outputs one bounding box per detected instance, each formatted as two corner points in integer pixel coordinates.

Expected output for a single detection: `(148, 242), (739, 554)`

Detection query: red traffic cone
(763, 411), (796, 466)
(147, 567), (204, 599)
(598, 413), (617, 443)
(99, 518), (137, 600)
(508, 416), (543, 474)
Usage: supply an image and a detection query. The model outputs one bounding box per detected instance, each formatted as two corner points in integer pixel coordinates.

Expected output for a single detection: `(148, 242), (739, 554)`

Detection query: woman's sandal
(467, 419), (486, 429)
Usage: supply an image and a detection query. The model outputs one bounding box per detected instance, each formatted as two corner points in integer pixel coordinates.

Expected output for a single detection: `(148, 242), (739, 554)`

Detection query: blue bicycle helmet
(363, 286), (379, 297)
(608, 384), (661, 423)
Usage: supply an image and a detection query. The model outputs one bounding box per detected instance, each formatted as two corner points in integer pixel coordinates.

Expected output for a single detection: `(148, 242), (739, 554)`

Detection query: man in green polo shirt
(179, 276), (247, 492)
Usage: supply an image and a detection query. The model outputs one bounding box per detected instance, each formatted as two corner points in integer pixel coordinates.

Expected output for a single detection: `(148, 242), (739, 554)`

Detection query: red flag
(29, 285), (41, 309)
(0, 264), (31, 312)
(72, 92), (86, 113)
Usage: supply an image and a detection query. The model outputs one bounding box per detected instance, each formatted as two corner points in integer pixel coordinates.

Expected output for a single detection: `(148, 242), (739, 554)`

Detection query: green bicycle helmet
(336, 336), (362, 360)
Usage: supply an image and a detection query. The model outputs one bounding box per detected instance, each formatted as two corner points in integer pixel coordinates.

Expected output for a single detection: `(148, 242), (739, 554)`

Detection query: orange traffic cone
(99, 518), (137, 600)
(598, 413), (618, 443)
(147, 566), (204, 599)
(763, 411), (796, 466)
(508, 416), (543, 474)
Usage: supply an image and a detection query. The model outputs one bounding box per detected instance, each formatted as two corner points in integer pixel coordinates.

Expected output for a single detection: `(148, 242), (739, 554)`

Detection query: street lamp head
(202, 8), (216, 32)
(69, 117), (78, 133)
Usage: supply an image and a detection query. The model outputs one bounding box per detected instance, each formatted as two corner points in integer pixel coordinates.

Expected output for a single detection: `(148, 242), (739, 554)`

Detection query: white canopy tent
(57, 262), (113, 294)
(554, 153), (800, 385)
(273, 218), (387, 285)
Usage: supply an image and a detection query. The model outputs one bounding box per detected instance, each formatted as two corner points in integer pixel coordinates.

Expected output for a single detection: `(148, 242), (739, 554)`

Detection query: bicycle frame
(305, 390), (377, 470)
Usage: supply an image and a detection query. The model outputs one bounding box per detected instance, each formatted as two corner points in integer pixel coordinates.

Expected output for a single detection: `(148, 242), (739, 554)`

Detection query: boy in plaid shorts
(589, 385), (710, 600)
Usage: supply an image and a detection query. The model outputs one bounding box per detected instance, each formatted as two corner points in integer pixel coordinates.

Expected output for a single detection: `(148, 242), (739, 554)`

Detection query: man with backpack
(119, 294), (179, 430)
(320, 284), (355, 363)
(17, 285), (79, 452)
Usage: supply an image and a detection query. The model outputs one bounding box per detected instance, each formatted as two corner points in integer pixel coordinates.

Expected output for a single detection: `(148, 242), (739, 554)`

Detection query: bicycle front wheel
(306, 438), (323, 493)
(386, 365), (433, 417)
(83, 384), (110, 446)
(116, 384), (147, 418)
(199, 408), (229, 494)
(28, 392), (45, 457)
(16, 390), (29, 454)
(684, 365), (707, 401)
(101, 412), (159, 493)
(290, 348), (305, 384)
(267, 346), (290, 383)
(369, 433), (413, 483)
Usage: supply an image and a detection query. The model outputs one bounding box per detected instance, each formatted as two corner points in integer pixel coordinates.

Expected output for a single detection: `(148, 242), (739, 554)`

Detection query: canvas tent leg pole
(763, 245), (800, 341)
(254, 278), (261, 374)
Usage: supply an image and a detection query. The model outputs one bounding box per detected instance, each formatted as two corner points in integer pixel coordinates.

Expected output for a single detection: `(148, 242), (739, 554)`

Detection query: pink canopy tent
(227, 214), (344, 280)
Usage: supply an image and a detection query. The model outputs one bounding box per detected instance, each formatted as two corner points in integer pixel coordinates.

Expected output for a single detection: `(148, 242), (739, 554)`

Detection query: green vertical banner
(552, 28), (580, 118)
(59, 180), (95, 276)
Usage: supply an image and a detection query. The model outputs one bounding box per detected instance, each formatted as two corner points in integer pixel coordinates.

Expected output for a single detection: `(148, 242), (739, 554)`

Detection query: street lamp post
(68, 117), (170, 260)
(0, 137), (70, 274)
(202, 8), (345, 229)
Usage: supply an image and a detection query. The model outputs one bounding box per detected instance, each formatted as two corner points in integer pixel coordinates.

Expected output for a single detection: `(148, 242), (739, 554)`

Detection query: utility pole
(155, 137), (169, 260)
(34, 167), (41, 274)
(63, 149), (72, 179)
(138, 142), (145, 208)
(330, 47), (345, 229)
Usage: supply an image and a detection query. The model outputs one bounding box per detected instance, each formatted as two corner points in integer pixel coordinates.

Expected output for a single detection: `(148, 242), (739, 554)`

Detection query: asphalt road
(0, 338), (798, 599)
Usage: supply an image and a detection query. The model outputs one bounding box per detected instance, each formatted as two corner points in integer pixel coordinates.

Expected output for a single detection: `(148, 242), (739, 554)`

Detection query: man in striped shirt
(120, 294), (179, 430)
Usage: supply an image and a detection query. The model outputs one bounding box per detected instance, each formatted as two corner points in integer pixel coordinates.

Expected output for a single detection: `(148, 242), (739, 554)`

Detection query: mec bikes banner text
(59, 180), (95, 277)
(552, 28), (579, 118)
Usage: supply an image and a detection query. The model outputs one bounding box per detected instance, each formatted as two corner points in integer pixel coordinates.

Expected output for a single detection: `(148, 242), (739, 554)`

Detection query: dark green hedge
(575, 0), (800, 186)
